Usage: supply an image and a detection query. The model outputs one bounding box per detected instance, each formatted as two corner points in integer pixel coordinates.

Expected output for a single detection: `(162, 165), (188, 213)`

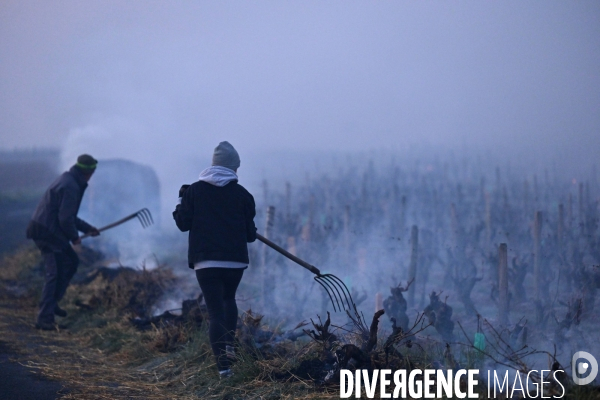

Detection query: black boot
(54, 306), (67, 317)
(35, 321), (57, 331)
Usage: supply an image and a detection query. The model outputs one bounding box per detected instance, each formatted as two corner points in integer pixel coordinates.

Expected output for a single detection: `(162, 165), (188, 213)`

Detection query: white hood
(198, 166), (238, 187)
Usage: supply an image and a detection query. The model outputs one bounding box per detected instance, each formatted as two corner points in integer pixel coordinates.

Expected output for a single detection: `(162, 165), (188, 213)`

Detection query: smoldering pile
(67, 248), (307, 354)
(130, 296), (205, 331)
(69, 243), (175, 313)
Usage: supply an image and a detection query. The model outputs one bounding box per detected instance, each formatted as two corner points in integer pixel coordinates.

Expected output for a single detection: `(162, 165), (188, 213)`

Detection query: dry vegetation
(0, 245), (341, 399)
(1, 246), (599, 399)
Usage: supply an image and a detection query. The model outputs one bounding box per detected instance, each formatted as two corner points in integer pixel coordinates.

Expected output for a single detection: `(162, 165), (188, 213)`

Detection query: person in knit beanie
(212, 141), (241, 171)
(173, 141), (256, 378)
(26, 154), (100, 330)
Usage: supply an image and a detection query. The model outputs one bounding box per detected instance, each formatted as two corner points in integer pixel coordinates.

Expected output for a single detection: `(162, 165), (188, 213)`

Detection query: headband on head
(76, 162), (97, 170)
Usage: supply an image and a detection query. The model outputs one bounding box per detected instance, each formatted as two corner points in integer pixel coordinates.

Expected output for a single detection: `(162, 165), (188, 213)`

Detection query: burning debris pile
(71, 264), (177, 318)
(130, 296), (205, 331)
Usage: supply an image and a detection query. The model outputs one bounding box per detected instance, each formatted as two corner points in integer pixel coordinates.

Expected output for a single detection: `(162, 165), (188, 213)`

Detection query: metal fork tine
(140, 208), (148, 225)
(322, 274), (353, 311)
(143, 209), (151, 227)
(322, 278), (344, 313)
(314, 277), (340, 312)
(317, 275), (346, 312)
(323, 277), (346, 312)
(329, 274), (355, 310)
(142, 210), (151, 227)
(136, 208), (153, 228)
(144, 208), (154, 225)
(136, 213), (147, 228)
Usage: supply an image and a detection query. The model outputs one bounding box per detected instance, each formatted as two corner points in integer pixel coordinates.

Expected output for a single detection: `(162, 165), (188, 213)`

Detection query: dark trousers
(35, 242), (79, 324)
(195, 267), (244, 371)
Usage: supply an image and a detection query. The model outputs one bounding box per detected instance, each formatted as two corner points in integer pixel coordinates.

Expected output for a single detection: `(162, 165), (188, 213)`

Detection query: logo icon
(572, 351), (598, 385)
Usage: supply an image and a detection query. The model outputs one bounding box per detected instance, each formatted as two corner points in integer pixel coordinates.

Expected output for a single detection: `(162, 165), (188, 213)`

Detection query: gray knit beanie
(212, 141), (240, 171)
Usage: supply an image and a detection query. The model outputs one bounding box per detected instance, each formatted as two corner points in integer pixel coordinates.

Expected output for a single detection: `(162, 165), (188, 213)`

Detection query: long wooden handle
(256, 233), (321, 276)
(80, 213), (139, 239)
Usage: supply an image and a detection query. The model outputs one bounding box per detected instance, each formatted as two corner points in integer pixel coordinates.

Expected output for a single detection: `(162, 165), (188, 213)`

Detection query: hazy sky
(1, 1), (599, 178)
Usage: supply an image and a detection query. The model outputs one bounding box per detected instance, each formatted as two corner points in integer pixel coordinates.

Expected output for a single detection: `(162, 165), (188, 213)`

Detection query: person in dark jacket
(173, 141), (256, 378)
(26, 154), (100, 330)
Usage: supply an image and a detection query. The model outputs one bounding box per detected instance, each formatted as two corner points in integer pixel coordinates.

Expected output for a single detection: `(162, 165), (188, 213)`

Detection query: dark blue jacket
(26, 166), (93, 249)
(173, 180), (256, 268)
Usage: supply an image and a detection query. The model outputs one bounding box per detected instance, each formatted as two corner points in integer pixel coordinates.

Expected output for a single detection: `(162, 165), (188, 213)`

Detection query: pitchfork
(80, 208), (154, 239)
(256, 233), (357, 314)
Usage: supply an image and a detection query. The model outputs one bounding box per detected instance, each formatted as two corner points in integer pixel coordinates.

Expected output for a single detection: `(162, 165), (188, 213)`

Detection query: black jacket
(26, 166), (93, 249)
(173, 180), (256, 268)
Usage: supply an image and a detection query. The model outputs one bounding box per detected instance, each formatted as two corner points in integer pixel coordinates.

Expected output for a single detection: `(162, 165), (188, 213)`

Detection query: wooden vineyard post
(263, 206), (276, 259)
(286, 236), (297, 257)
(262, 179), (269, 207)
(375, 292), (383, 312)
(450, 203), (459, 250)
(495, 166), (501, 193)
(480, 176), (486, 206)
(391, 184), (400, 235)
(579, 182), (585, 234)
(523, 180), (530, 218)
(557, 203), (570, 292)
(485, 192), (492, 249)
(502, 186), (509, 222)
(400, 195), (407, 235)
(285, 182), (291, 224)
(533, 175), (539, 208)
(301, 195), (314, 242)
(263, 206), (276, 310)
(567, 193), (573, 230)
(449, 202), (462, 282)
(498, 243), (509, 326)
(585, 182), (591, 232)
(533, 211), (543, 301)
(407, 225), (419, 306)
(433, 189), (441, 229)
(557, 204), (564, 253)
(343, 205), (350, 256)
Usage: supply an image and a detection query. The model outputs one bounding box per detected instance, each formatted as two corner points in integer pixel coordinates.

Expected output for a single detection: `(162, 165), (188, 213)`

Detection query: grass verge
(1, 245), (599, 399)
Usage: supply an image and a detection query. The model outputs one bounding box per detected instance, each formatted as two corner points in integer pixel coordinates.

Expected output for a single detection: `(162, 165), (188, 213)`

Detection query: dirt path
(0, 341), (66, 399)
(0, 297), (69, 399)
(0, 295), (174, 400)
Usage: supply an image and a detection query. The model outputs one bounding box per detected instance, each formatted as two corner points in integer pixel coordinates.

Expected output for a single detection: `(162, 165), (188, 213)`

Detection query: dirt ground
(0, 340), (65, 399)
(0, 297), (67, 399)
(0, 295), (151, 400)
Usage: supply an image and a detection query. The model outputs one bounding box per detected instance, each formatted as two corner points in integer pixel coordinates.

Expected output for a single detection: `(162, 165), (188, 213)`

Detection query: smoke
(3, 2), (600, 176)
(57, 121), (600, 380)
(60, 117), (147, 170)
(230, 148), (600, 382)
(4, 1), (600, 376)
